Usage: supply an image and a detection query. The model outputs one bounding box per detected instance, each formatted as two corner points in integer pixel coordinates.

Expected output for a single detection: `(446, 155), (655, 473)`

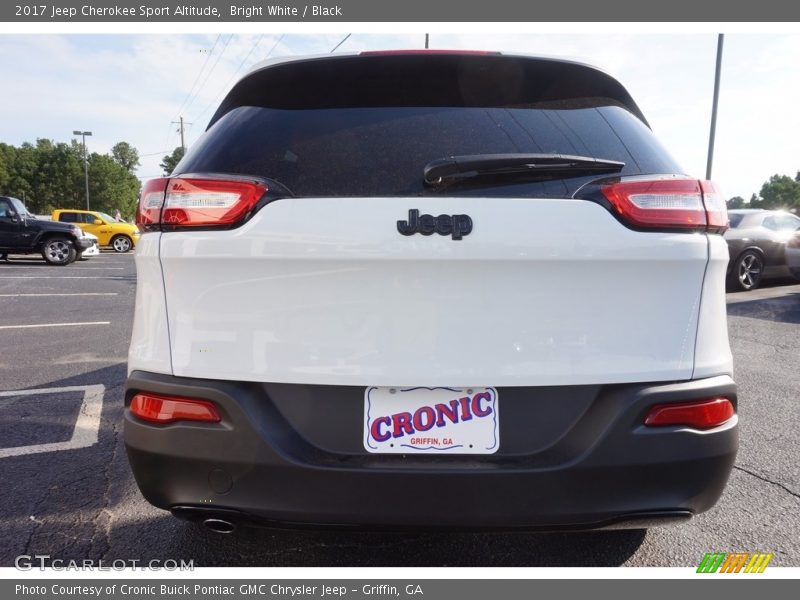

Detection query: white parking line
(0, 293), (118, 297)
(0, 321), (110, 330)
(0, 385), (105, 459)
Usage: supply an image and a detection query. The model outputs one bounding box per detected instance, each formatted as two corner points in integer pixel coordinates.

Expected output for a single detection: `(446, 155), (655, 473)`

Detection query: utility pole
(706, 34), (724, 180)
(425, 34), (429, 49)
(72, 130), (92, 210)
(171, 116), (192, 153)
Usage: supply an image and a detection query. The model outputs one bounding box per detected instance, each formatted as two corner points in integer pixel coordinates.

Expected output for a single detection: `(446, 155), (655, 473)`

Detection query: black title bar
(4, 0), (800, 22)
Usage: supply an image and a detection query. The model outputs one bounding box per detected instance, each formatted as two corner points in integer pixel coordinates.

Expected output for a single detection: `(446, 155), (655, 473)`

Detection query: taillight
(135, 176), (267, 230)
(162, 178), (267, 228)
(599, 177), (728, 233)
(129, 392), (221, 424)
(360, 50), (500, 56)
(644, 397), (735, 430)
(700, 181), (729, 233)
(136, 177), (169, 230)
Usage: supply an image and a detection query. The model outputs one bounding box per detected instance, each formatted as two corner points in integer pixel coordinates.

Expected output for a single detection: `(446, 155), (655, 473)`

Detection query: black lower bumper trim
(125, 371), (737, 529)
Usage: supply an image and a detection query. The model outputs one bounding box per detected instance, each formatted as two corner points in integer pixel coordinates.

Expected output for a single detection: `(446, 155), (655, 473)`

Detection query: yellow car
(51, 209), (140, 252)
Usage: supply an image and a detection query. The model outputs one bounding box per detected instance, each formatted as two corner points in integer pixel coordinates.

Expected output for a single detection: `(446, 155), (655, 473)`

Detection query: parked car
(786, 230), (800, 279)
(0, 196), (91, 265)
(78, 231), (100, 260)
(724, 209), (800, 291)
(51, 208), (140, 252)
(125, 52), (737, 533)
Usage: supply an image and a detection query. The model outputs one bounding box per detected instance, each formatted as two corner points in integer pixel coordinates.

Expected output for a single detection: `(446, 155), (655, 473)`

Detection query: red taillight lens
(644, 397), (735, 430)
(136, 176), (267, 230)
(360, 50), (500, 56)
(130, 393), (221, 424)
(600, 178), (728, 233)
(162, 178), (267, 228)
(136, 177), (169, 230)
(601, 178), (706, 230)
(700, 180), (729, 233)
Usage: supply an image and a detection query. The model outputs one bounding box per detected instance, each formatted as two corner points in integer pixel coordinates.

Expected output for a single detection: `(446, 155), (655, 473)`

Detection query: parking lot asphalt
(0, 254), (798, 568)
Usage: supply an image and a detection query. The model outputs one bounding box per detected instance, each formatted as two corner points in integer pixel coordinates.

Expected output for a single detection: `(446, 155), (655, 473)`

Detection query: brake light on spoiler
(598, 177), (728, 233)
(360, 50), (501, 56)
(136, 176), (267, 230)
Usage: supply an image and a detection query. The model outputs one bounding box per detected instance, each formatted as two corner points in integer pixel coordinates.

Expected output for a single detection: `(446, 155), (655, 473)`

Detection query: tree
(758, 174), (800, 210)
(727, 196), (746, 209)
(160, 146), (185, 175)
(0, 138), (141, 217)
(87, 153), (141, 218)
(111, 141), (140, 173)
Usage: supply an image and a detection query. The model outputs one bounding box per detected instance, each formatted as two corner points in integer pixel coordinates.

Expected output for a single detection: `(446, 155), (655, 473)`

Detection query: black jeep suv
(0, 196), (92, 265)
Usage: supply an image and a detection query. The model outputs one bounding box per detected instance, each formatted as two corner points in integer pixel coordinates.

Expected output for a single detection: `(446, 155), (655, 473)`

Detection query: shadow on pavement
(727, 291), (800, 324)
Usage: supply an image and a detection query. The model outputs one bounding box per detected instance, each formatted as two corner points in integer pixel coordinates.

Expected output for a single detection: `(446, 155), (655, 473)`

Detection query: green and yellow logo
(697, 552), (773, 573)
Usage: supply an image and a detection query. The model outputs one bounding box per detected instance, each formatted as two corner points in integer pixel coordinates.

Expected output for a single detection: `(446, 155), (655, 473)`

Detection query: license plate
(363, 387), (499, 454)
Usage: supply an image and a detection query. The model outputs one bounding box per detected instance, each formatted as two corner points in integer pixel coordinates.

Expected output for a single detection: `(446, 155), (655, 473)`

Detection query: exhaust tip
(203, 518), (236, 534)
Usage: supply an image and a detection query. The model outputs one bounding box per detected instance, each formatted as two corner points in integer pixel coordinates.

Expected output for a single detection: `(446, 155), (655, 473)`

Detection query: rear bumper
(124, 371), (738, 529)
(75, 237), (93, 251)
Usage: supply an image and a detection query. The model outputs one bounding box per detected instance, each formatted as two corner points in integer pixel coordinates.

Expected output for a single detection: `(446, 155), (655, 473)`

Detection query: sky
(0, 32), (798, 200)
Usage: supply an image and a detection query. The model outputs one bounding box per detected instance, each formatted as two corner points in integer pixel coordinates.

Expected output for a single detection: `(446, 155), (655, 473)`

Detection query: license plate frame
(363, 386), (499, 454)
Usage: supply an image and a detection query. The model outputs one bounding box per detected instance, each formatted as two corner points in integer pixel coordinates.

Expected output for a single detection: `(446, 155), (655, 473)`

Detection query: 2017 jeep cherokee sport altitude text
(125, 52), (737, 531)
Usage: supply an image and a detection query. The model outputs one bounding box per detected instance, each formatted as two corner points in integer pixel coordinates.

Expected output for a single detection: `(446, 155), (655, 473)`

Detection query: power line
(330, 34), (351, 53)
(138, 150), (172, 157)
(173, 34), (222, 119)
(193, 33), (264, 117)
(183, 33), (234, 115)
(193, 34), (285, 125)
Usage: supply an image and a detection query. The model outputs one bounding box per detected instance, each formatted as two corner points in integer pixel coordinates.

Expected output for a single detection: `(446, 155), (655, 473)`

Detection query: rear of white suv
(125, 51), (737, 531)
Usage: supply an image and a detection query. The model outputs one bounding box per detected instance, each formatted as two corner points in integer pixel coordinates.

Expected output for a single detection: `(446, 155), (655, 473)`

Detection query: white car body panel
(132, 196), (719, 387)
(128, 235), (171, 375)
(81, 232), (100, 257)
(692, 235), (733, 379)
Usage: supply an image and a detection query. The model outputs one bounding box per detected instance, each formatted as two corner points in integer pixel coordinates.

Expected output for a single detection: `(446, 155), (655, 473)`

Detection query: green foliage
(160, 146), (185, 175)
(756, 174), (800, 210)
(727, 196), (746, 209)
(88, 153), (141, 218)
(0, 138), (141, 218)
(111, 141), (140, 173)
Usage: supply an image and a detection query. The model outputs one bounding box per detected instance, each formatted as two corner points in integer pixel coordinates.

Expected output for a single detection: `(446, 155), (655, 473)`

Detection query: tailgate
(159, 196), (707, 386)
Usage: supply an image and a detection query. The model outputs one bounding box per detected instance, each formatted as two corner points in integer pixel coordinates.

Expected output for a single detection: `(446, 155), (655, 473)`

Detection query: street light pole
(706, 34), (724, 180)
(73, 130), (92, 210)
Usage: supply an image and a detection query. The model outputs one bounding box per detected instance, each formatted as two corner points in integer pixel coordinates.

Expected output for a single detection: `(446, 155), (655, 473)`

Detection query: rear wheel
(41, 237), (77, 266)
(111, 235), (132, 253)
(731, 250), (763, 291)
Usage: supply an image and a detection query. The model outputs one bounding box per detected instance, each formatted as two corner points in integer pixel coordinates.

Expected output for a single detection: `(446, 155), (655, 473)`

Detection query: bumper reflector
(130, 393), (221, 424)
(644, 397), (735, 430)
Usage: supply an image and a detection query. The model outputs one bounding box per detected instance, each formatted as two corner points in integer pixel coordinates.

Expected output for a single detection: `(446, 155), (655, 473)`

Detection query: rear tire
(730, 250), (763, 291)
(41, 237), (77, 266)
(111, 235), (132, 253)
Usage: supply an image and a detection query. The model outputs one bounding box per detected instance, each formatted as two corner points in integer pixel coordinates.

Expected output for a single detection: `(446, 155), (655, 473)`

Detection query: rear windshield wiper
(423, 153), (625, 187)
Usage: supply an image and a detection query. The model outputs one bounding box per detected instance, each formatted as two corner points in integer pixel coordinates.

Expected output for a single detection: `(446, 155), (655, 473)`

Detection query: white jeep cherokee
(125, 51), (737, 533)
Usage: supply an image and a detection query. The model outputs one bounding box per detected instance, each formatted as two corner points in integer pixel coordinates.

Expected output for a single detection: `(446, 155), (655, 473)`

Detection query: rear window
(176, 55), (684, 198)
(728, 213), (745, 228)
